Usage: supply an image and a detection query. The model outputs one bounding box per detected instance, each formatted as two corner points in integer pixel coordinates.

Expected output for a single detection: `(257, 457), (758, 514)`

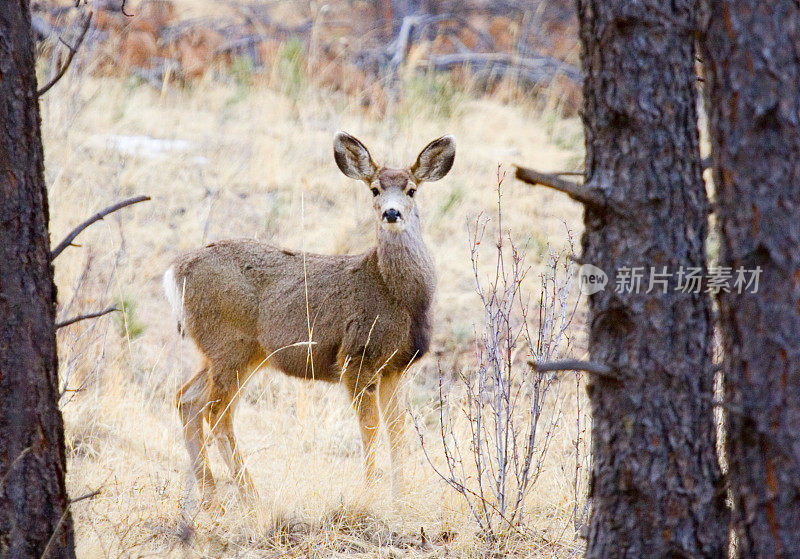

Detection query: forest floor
(43, 12), (589, 556)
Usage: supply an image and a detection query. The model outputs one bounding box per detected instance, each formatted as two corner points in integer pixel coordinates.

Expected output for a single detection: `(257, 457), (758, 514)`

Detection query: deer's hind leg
(176, 362), (216, 507)
(206, 380), (257, 500)
(206, 355), (262, 501)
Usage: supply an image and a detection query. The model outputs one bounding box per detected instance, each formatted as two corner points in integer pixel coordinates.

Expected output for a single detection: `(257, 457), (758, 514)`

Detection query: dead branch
(68, 488), (102, 504)
(56, 306), (118, 330)
(50, 195), (151, 261)
(445, 30), (471, 54)
(37, 11), (93, 97)
(514, 165), (606, 207)
(386, 14), (452, 70)
(388, 15), (418, 68)
(428, 52), (583, 84)
(529, 359), (620, 379)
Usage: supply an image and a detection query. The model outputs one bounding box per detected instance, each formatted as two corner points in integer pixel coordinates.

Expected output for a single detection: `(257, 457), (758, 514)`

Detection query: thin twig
(514, 165), (605, 207)
(566, 253), (584, 265)
(68, 489), (102, 504)
(41, 486), (102, 558)
(0, 448), (31, 493)
(56, 306), (118, 329)
(121, 0), (134, 17)
(529, 359), (620, 379)
(414, 410), (528, 539)
(50, 195), (151, 260)
(37, 12), (93, 97)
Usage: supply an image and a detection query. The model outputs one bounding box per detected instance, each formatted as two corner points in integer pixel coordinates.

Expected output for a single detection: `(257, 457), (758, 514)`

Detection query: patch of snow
(87, 134), (205, 163)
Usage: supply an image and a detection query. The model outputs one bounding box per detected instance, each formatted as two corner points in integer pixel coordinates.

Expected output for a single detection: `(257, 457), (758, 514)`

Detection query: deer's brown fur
(164, 132), (455, 507)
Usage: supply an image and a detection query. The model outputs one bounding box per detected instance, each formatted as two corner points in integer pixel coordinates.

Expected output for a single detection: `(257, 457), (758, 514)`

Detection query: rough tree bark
(576, 1), (729, 556)
(0, 2), (75, 557)
(701, 2), (800, 556)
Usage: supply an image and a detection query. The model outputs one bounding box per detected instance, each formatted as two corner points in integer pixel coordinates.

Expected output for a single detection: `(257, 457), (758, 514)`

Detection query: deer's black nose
(382, 208), (401, 223)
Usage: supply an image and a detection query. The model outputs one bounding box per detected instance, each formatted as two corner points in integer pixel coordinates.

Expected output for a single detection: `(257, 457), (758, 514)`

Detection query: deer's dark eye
(407, 188), (416, 198)
(371, 188), (380, 197)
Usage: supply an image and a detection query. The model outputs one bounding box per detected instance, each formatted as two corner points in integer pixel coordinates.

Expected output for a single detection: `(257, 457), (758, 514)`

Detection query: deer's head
(334, 132), (455, 233)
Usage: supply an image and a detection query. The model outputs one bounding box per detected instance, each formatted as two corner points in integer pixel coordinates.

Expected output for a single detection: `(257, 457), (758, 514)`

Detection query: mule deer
(164, 132), (455, 506)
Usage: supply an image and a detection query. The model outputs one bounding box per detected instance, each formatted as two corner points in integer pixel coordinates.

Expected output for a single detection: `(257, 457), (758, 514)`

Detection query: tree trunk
(0, 2), (75, 557)
(701, 3), (800, 556)
(577, 1), (729, 556)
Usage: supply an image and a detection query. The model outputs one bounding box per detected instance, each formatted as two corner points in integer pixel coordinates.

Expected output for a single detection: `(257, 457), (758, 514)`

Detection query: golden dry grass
(42, 26), (589, 557)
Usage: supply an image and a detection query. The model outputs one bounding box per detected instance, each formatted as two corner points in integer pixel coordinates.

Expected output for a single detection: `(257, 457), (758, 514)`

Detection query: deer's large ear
(334, 132), (378, 182)
(410, 135), (455, 183)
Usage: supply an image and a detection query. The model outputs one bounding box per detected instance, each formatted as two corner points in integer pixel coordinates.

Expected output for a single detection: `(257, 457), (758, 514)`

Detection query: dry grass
(42, 21), (588, 556)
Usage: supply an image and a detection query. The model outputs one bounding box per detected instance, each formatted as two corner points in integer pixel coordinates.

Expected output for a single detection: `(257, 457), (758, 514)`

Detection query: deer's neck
(376, 221), (436, 313)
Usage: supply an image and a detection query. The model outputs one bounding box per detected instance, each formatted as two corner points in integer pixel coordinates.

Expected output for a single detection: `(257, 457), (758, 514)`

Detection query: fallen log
(428, 52), (582, 84)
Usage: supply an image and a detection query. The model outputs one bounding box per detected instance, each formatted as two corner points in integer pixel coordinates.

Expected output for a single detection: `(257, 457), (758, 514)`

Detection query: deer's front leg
(379, 372), (407, 497)
(348, 378), (381, 485)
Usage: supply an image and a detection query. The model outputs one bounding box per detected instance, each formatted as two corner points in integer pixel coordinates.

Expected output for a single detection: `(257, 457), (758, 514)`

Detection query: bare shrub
(415, 169), (581, 539)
